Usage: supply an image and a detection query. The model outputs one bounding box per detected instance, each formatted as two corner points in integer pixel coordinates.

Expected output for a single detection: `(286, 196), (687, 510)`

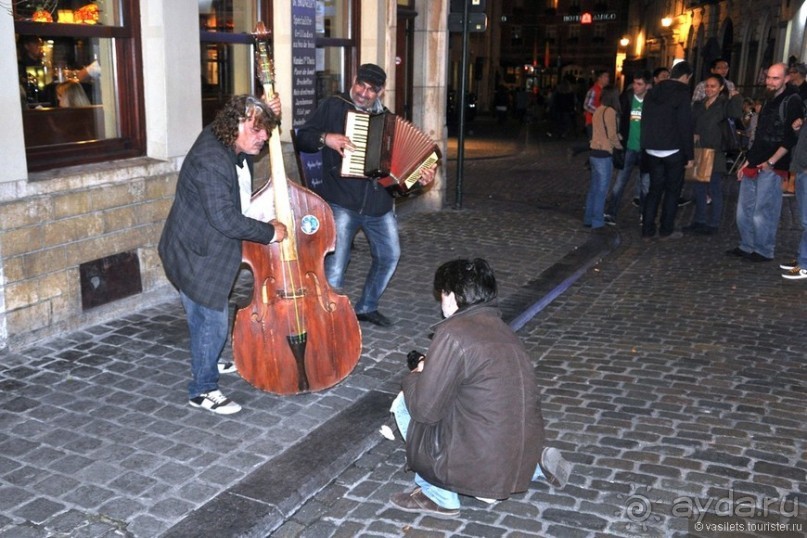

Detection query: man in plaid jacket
(159, 95), (286, 415)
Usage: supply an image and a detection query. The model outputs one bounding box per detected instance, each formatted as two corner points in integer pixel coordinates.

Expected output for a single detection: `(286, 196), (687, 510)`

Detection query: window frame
(15, 3), (145, 173)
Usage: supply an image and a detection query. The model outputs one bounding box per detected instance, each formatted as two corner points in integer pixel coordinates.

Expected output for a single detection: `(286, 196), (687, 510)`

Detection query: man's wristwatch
(767, 160), (775, 168)
(317, 132), (327, 150)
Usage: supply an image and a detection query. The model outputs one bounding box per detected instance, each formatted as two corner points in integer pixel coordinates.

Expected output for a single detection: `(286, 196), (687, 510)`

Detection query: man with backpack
(727, 63), (805, 263)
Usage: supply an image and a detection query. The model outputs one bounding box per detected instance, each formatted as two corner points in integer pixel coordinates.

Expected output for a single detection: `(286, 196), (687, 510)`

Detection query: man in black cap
(296, 63), (436, 327)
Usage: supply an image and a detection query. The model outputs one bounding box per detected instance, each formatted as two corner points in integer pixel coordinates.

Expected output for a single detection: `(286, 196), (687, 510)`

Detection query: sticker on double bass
(300, 214), (320, 235)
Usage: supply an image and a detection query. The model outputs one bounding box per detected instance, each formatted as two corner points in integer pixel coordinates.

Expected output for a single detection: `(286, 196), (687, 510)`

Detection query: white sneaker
(539, 447), (572, 488)
(782, 267), (807, 280)
(189, 390), (241, 415)
(217, 361), (237, 374)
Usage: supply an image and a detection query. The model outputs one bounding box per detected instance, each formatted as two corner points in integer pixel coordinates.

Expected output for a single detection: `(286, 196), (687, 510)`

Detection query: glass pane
(201, 42), (254, 125)
(316, 46), (347, 102)
(19, 34), (119, 146)
(199, 0), (259, 33)
(14, 0), (123, 26)
(317, 0), (351, 39)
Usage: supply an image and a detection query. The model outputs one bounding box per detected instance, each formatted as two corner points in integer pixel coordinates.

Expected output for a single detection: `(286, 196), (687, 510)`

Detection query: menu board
(291, 0), (317, 128)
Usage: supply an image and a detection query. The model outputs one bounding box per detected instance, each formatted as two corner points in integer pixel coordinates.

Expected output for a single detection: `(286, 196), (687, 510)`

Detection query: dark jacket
(159, 126), (275, 309)
(295, 93), (394, 217)
(746, 86), (804, 170)
(402, 303), (544, 500)
(641, 79), (695, 161)
(692, 94), (743, 173)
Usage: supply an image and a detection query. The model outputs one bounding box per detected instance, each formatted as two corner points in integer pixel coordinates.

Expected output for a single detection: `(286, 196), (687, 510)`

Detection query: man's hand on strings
(418, 163), (438, 186)
(323, 133), (356, 158)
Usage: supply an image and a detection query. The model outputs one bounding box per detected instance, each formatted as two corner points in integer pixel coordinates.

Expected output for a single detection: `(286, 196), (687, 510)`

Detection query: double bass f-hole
(232, 22), (362, 395)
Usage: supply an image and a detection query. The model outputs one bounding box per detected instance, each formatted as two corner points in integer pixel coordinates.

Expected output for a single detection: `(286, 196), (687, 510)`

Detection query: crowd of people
(575, 57), (807, 283)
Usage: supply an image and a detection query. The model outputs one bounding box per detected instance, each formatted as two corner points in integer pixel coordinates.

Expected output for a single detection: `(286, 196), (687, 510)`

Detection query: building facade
(0, 0), (450, 351)
(622, 0), (807, 95)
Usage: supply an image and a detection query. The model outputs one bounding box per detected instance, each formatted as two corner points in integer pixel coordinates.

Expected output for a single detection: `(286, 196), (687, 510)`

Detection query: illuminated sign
(563, 12), (617, 23)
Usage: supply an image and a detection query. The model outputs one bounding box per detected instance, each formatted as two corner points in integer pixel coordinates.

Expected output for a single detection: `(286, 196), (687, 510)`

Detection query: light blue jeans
(584, 155), (613, 228)
(327, 204), (400, 314)
(736, 168), (783, 259)
(797, 171), (807, 267)
(606, 149), (649, 218)
(391, 393), (545, 509)
(179, 291), (226, 399)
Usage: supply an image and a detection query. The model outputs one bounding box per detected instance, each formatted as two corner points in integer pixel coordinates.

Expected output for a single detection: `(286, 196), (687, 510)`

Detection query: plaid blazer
(159, 126), (275, 309)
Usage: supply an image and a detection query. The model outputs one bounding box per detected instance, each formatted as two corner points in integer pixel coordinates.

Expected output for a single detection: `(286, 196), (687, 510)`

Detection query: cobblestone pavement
(272, 120), (807, 537)
(1, 116), (806, 538)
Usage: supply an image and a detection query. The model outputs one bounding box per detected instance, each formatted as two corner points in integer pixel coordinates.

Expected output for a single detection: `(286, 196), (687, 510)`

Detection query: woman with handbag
(685, 74), (743, 235)
(583, 85), (623, 229)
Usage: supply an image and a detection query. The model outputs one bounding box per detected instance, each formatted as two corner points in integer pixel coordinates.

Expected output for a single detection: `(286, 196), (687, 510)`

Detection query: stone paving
(271, 122), (807, 537)
(1, 116), (806, 537)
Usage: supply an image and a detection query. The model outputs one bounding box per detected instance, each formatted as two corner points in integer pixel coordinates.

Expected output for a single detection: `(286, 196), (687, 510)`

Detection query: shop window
(15, 1), (145, 173)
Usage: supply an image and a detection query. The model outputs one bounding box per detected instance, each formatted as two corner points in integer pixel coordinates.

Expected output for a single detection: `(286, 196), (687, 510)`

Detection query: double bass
(232, 23), (362, 395)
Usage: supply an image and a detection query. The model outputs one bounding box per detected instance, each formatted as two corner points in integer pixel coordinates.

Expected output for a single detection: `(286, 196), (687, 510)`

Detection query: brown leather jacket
(402, 302), (545, 500)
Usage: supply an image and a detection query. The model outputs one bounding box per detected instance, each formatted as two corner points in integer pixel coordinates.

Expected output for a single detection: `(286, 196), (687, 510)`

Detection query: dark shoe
(743, 252), (773, 263)
(658, 231), (683, 241)
(217, 362), (236, 374)
(780, 259), (799, 271)
(604, 214), (616, 226)
(390, 488), (460, 519)
(539, 447), (572, 488)
(726, 247), (750, 258)
(631, 197), (640, 208)
(696, 226), (718, 236)
(677, 197), (692, 207)
(682, 223), (705, 234)
(356, 310), (393, 327)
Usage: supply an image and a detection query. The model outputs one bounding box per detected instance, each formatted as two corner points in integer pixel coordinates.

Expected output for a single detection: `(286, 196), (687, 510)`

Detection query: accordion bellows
(342, 111), (440, 194)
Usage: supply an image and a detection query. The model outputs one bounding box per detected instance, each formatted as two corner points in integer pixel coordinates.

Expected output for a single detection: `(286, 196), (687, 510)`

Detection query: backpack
(756, 93), (805, 146)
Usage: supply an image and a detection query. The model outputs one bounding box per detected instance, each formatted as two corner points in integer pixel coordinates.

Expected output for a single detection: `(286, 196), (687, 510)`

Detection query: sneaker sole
(189, 398), (241, 415)
(540, 447), (572, 489)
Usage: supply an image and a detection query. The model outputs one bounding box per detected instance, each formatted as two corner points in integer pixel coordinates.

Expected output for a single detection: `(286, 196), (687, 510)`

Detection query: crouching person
(389, 258), (571, 518)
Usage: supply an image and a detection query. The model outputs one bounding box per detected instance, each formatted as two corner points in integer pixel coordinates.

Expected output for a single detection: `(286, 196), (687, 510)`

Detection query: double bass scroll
(232, 22), (362, 395)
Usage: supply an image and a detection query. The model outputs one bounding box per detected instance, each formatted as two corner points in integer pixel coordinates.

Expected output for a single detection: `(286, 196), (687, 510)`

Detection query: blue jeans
(327, 204), (401, 314)
(606, 149), (649, 218)
(584, 155), (612, 228)
(179, 291), (227, 399)
(391, 393), (545, 509)
(642, 151), (686, 237)
(691, 170), (724, 228)
(797, 172), (807, 267)
(736, 169), (783, 259)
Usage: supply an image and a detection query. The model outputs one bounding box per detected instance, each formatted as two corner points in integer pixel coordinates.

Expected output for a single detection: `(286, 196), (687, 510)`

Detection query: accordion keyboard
(342, 112), (370, 177)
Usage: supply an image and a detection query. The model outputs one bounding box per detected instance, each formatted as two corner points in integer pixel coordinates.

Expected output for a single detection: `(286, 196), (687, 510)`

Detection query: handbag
(721, 117), (742, 153)
(612, 148), (626, 170)
(600, 109), (625, 169)
(685, 147), (715, 182)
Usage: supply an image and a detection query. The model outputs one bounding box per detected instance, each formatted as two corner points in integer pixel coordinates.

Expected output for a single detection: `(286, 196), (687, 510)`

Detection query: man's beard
(763, 87), (780, 99)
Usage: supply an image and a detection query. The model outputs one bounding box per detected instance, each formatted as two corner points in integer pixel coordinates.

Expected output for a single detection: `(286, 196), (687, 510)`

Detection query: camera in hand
(406, 350), (425, 371)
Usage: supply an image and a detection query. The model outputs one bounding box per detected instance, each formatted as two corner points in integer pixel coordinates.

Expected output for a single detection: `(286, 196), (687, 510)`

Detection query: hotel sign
(563, 12), (617, 23)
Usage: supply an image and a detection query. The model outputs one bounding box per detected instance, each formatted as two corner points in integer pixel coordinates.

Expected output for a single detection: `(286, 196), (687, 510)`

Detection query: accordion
(341, 111), (440, 195)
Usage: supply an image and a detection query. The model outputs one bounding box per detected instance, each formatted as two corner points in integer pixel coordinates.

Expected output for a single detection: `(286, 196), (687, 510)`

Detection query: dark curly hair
(433, 258), (497, 309)
(211, 95), (280, 148)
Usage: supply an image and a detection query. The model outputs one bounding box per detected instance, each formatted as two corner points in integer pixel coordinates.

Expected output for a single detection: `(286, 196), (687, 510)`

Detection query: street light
(661, 17), (672, 27)
(619, 37), (630, 47)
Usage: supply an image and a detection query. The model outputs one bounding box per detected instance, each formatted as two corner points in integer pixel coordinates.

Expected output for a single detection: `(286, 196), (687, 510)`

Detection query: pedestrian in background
(640, 60), (695, 240)
(727, 62), (804, 263)
(684, 74), (743, 235)
(389, 258), (571, 519)
(583, 85), (622, 230)
(568, 70), (610, 160)
(783, 111), (807, 280)
(604, 70), (652, 225)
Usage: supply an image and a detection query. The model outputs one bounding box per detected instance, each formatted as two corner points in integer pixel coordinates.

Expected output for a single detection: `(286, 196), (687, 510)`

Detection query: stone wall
(0, 158), (180, 351)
